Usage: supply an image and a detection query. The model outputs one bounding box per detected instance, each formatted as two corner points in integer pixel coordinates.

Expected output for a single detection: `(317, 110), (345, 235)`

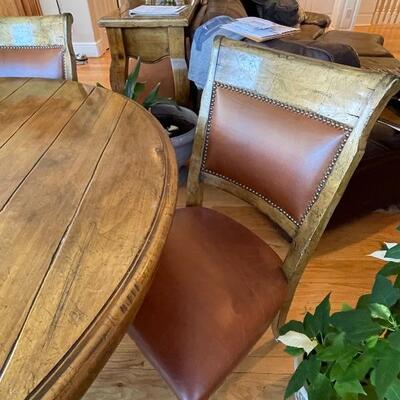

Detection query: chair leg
(271, 313), (281, 338)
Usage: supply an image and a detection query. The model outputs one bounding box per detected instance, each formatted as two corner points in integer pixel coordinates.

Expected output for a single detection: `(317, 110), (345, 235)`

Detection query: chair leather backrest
(202, 82), (351, 226)
(188, 38), (400, 239)
(0, 47), (65, 80)
(0, 14), (76, 81)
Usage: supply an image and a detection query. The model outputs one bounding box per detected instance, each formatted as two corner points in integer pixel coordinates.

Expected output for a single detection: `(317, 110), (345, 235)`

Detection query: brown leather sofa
(190, 0), (400, 223)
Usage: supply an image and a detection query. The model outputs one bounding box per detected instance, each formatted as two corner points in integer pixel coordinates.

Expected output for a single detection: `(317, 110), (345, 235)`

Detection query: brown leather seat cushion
(131, 207), (288, 400)
(317, 30), (391, 57)
(0, 47), (65, 80)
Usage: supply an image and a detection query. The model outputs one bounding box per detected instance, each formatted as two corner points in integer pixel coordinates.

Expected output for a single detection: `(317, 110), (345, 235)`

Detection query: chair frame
(0, 13), (77, 81)
(186, 37), (400, 333)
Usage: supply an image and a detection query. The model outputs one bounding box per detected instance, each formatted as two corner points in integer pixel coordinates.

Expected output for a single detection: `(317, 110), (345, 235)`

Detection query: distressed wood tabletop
(0, 78), (177, 400)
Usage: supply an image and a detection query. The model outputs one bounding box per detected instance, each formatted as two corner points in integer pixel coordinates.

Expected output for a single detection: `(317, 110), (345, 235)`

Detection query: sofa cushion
(242, 0), (300, 26)
(360, 56), (400, 76)
(317, 30), (392, 57)
(257, 38), (361, 67)
(331, 123), (400, 224)
(201, 0), (247, 24)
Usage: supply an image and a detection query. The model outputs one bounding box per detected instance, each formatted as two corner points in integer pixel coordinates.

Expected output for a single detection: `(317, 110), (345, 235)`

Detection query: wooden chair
(130, 37), (400, 400)
(0, 14), (77, 80)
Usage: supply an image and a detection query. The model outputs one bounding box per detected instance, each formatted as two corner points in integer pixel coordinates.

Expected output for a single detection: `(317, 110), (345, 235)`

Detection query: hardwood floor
(80, 25), (400, 400)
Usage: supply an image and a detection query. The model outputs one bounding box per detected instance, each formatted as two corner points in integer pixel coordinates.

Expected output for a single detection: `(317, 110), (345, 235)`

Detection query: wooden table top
(98, 0), (200, 28)
(0, 78), (177, 400)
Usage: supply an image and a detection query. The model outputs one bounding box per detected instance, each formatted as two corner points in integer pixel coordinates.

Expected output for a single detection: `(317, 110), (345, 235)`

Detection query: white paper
(129, 5), (187, 16)
(221, 16), (299, 41)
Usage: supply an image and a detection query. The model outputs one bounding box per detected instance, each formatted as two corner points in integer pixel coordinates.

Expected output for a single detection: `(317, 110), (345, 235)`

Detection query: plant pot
(294, 357), (308, 400)
(151, 104), (198, 170)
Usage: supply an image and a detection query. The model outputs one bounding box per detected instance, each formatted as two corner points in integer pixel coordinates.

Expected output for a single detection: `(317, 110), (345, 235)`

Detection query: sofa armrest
(302, 11), (331, 28)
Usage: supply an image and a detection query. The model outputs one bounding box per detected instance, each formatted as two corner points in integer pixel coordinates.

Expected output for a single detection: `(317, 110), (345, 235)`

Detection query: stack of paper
(129, 5), (187, 17)
(222, 17), (299, 42)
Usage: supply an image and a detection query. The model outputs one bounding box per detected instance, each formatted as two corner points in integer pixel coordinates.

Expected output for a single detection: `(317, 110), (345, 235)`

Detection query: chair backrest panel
(187, 38), (400, 239)
(202, 82), (351, 226)
(0, 14), (77, 81)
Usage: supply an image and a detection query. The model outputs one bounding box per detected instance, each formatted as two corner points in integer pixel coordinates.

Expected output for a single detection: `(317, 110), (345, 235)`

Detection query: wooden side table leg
(106, 28), (129, 94)
(168, 27), (190, 106)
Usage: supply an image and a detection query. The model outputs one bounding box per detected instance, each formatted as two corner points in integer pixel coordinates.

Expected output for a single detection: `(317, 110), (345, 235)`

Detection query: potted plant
(278, 226), (400, 400)
(123, 58), (197, 170)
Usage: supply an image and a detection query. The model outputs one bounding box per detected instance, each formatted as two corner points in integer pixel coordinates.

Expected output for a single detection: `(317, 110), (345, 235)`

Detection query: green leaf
(366, 335), (379, 349)
(285, 346), (305, 357)
(386, 379), (400, 400)
(374, 350), (400, 399)
(342, 303), (353, 312)
(330, 362), (346, 381)
(279, 320), (305, 336)
(314, 294), (331, 335)
(370, 303), (392, 321)
(388, 331), (400, 351)
(378, 262), (400, 277)
(284, 355), (321, 399)
(124, 57), (141, 99)
(330, 309), (383, 343)
(308, 373), (335, 400)
(143, 82), (161, 109)
(284, 359), (307, 398)
(317, 333), (360, 370)
(334, 380), (366, 397)
(386, 245), (400, 260)
(357, 294), (372, 310)
(304, 312), (319, 338)
(341, 353), (374, 382)
(371, 275), (400, 307)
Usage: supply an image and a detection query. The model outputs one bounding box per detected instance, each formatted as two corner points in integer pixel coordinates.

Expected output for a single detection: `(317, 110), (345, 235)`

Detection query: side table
(98, 0), (199, 106)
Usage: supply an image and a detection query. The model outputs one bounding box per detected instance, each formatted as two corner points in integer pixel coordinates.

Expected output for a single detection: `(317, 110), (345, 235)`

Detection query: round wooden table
(0, 78), (177, 399)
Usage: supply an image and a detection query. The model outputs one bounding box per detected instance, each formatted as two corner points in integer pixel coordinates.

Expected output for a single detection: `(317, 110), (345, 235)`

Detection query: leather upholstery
(0, 47), (65, 79)
(203, 85), (349, 222)
(317, 30), (391, 58)
(131, 207), (288, 400)
(255, 38), (361, 67)
(129, 57), (175, 102)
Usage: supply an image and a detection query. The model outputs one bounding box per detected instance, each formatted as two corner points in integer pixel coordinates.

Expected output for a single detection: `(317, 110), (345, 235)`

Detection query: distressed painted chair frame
(186, 37), (400, 333)
(0, 13), (77, 81)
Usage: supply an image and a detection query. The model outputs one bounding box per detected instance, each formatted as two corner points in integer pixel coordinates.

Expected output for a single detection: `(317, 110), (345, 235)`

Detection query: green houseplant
(278, 226), (400, 400)
(123, 58), (197, 170)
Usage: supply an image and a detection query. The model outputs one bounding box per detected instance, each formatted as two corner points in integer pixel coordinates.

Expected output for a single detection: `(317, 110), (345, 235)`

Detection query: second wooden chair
(130, 37), (400, 400)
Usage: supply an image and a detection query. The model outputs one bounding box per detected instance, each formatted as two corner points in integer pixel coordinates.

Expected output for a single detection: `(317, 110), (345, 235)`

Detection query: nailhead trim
(0, 45), (67, 80)
(201, 81), (352, 228)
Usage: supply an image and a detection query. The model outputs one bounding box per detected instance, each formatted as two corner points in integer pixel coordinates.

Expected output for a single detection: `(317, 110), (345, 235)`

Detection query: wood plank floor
(80, 24), (400, 400)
